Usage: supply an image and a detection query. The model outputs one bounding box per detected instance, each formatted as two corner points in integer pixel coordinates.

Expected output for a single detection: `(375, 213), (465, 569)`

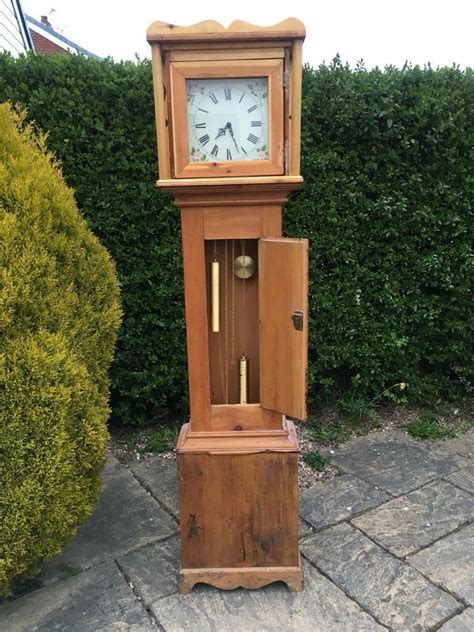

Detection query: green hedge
(0, 104), (121, 594)
(289, 60), (473, 403)
(0, 53), (471, 424)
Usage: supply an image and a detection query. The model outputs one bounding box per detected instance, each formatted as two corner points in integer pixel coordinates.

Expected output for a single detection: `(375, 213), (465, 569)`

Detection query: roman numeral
(199, 134), (210, 146)
(247, 104), (257, 113)
(224, 88), (231, 100)
(198, 108), (209, 114)
(251, 121), (262, 127)
(195, 122), (206, 128)
(240, 146), (247, 155)
(226, 149), (232, 160)
(211, 144), (219, 157)
(239, 93), (245, 103)
(209, 93), (218, 104)
(247, 133), (258, 144)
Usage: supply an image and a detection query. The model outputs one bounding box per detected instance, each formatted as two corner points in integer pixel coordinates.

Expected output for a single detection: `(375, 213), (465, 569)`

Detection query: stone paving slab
(446, 466), (474, 494)
(40, 455), (178, 585)
(298, 519), (314, 541)
(118, 536), (180, 607)
(409, 524), (474, 605)
(129, 457), (179, 517)
(352, 479), (474, 557)
(439, 608), (474, 631)
(435, 429), (474, 459)
(150, 559), (384, 632)
(300, 474), (390, 531)
(332, 431), (469, 495)
(0, 562), (155, 632)
(301, 522), (462, 631)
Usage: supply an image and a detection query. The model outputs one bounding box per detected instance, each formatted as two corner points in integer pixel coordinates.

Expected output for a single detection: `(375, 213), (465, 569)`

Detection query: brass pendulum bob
(211, 259), (220, 332)
(233, 254), (256, 279)
(239, 355), (249, 404)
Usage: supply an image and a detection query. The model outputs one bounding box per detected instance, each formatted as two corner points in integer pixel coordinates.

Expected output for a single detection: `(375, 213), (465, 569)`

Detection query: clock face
(186, 77), (269, 163)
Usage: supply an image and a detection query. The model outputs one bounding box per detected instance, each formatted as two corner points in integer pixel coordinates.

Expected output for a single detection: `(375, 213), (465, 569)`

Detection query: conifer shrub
(0, 103), (121, 595)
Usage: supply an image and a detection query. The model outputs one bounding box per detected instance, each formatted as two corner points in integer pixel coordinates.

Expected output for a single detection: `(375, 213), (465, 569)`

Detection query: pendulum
(211, 240), (220, 332)
(233, 253), (256, 279)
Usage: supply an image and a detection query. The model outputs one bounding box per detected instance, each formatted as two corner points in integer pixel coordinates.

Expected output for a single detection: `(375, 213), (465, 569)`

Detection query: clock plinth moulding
(147, 18), (307, 594)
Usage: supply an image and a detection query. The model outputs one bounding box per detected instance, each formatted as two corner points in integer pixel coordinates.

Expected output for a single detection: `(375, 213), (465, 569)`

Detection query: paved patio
(1, 429), (473, 631)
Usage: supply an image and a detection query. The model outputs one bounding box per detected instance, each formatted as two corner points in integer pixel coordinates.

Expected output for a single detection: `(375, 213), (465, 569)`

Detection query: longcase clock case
(147, 18), (308, 593)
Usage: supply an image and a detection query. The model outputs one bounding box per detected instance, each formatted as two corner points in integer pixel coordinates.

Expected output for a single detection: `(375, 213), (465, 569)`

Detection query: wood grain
(160, 41), (293, 53)
(259, 238), (308, 420)
(178, 449), (300, 570)
(204, 207), (263, 239)
(261, 205), (282, 237)
(158, 174), (302, 188)
(157, 176), (302, 207)
(180, 208), (211, 430)
(169, 58), (284, 178)
(210, 404), (282, 431)
(179, 565), (303, 593)
(169, 47), (285, 62)
(289, 39), (303, 175)
(150, 44), (170, 179)
(147, 18), (306, 43)
(177, 419), (298, 453)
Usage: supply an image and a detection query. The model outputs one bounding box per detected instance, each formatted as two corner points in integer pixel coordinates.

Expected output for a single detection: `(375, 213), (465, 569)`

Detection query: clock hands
(225, 122), (240, 153)
(214, 122), (240, 156)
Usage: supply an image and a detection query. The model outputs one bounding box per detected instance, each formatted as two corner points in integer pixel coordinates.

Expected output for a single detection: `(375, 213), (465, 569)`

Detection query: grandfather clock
(147, 18), (307, 593)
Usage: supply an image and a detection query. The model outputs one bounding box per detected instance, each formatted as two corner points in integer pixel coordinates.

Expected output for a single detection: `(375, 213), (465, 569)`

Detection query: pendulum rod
(211, 240), (220, 333)
(238, 239), (249, 404)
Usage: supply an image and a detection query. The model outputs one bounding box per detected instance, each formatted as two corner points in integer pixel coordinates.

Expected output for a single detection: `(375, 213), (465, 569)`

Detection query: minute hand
(225, 122), (239, 152)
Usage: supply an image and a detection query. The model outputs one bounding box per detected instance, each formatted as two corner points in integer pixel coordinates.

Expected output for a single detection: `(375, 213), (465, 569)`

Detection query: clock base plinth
(177, 420), (302, 594)
(179, 563), (303, 594)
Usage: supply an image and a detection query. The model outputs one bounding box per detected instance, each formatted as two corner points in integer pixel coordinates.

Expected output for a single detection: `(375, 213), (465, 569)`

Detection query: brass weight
(233, 255), (256, 279)
(211, 260), (220, 332)
(239, 355), (249, 404)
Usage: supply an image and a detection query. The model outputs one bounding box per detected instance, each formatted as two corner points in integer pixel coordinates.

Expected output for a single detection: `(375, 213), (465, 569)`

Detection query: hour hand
(215, 127), (226, 139)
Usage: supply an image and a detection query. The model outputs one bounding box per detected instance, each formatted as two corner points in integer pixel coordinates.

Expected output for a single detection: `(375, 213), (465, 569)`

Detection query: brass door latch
(292, 310), (304, 331)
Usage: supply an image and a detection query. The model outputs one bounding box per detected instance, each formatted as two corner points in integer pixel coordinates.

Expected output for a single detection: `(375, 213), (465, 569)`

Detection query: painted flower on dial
(190, 147), (205, 162)
(248, 80), (268, 102)
(187, 83), (206, 102)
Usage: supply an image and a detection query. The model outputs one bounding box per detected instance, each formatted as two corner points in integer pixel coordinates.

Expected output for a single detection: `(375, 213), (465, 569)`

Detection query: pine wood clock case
(147, 18), (307, 594)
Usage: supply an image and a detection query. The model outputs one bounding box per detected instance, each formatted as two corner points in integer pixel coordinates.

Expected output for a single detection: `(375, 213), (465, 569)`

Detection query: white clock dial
(186, 77), (269, 163)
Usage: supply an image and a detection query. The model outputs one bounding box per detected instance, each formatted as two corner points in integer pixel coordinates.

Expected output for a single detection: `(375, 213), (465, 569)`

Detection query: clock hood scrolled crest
(146, 18), (305, 43)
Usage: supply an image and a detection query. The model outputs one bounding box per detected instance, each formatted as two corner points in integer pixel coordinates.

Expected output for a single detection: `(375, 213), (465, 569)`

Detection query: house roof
(0, 0), (34, 55)
(25, 13), (102, 60)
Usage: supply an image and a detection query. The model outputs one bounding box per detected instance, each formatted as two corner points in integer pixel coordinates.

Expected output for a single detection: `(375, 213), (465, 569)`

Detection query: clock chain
(241, 239), (246, 356)
(224, 239), (229, 404)
(239, 239), (249, 404)
(231, 239), (236, 366)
